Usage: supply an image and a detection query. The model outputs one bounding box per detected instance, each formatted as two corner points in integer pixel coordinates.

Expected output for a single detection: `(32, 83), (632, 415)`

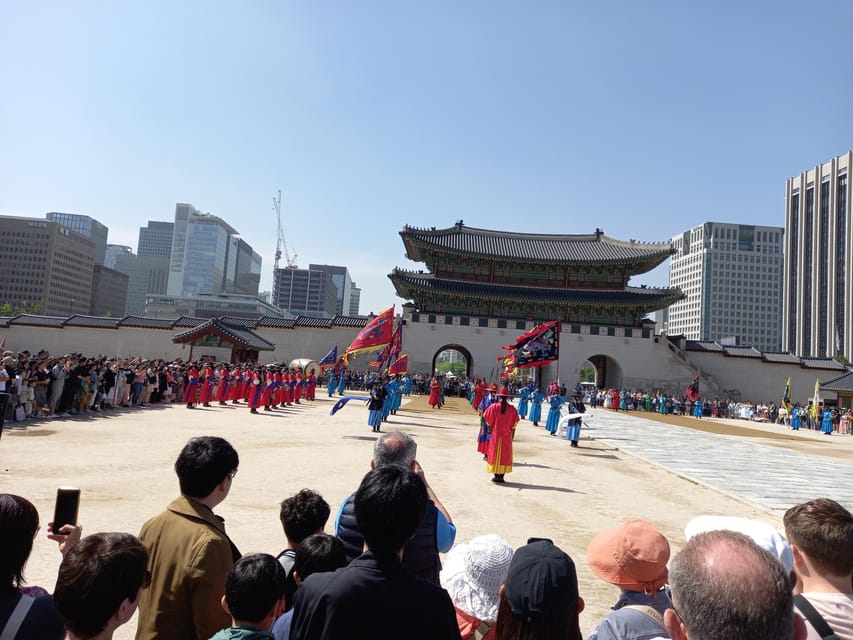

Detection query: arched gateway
(431, 344), (473, 378)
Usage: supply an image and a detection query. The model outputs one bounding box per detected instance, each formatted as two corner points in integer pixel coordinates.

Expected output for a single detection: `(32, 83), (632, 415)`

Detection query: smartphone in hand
(51, 487), (80, 534)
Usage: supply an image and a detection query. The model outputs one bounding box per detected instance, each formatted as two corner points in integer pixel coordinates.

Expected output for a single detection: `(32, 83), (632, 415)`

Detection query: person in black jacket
(291, 465), (462, 640)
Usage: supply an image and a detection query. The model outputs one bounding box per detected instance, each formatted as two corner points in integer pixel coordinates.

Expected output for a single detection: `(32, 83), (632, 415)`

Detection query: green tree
(580, 367), (596, 383)
(436, 360), (467, 376)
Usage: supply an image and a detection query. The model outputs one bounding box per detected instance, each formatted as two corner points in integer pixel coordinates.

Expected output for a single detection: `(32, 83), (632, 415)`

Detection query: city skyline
(2, 2), (852, 315)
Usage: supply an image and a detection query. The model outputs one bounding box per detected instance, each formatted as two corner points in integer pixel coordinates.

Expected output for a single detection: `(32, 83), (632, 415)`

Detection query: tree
(580, 367), (596, 383)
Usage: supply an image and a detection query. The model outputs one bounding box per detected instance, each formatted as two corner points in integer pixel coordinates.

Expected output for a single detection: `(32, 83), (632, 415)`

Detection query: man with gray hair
(334, 431), (456, 584)
(663, 529), (805, 640)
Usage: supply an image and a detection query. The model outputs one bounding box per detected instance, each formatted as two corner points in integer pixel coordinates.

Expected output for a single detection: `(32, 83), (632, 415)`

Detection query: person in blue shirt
(333, 431), (456, 584)
(528, 387), (544, 426)
(517, 385), (530, 419)
(545, 393), (564, 435)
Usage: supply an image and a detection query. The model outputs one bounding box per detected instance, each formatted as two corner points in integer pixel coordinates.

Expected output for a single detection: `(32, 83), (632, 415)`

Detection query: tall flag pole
(685, 374), (700, 401)
(810, 378), (821, 422)
(318, 345), (338, 369)
(781, 377), (792, 415)
(343, 306), (394, 363)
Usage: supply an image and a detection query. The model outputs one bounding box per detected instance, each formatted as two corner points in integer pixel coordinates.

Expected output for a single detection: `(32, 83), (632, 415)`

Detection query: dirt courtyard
(3, 393), (846, 638)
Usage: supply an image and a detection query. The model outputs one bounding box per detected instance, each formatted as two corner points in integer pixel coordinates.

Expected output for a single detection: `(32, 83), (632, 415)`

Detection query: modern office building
(783, 150), (852, 358)
(144, 292), (288, 320)
(91, 265), (129, 317)
(167, 203), (260, 297)
(668, 222), (784, 352)
(308, 264), (354, 316)
(138, 220), (174, 258)
(0, 215), (96, 315)
(104, 244), (133, 270)
(46, 212), (108, 265)
(349, 283), (361, 316)
(273, 267), (338, 317)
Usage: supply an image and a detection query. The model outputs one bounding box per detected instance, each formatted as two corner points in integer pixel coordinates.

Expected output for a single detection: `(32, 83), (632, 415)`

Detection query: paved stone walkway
(582, 410), (853, 514)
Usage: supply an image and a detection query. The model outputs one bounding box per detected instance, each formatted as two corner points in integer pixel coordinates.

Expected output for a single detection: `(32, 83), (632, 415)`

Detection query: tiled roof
(9, 314), (65, 328)
(389, 270), (684, 306)
(723, 346), (763, 358)
(762, 352), (801, 364)
(333, 315), (370, 328)
(63, 314), (120, 329)
(172, 315), (206, 328)
(256, 316), (296, 329)
(295, 316), (334, 328)
(172, 318), (275, 351)
(800, 357), (845, 370)
(685, 340), (725, 352)
(118, 315), (176, 329)
(401, 224), (674, 265)
(820, 371), (853, 392)
(218, 316), (260, 328)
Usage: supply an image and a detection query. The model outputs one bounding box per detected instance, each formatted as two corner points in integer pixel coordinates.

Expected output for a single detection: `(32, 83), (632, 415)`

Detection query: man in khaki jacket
(135, 436), (241, 640)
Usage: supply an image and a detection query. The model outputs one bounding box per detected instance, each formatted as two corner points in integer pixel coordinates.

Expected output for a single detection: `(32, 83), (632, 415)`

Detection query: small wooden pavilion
(172, 317), (275, 363)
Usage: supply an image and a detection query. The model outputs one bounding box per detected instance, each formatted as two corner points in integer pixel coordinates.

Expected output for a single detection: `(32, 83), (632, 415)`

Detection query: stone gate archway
(431, 344), (473, 379)
(585, 354), (624, 389)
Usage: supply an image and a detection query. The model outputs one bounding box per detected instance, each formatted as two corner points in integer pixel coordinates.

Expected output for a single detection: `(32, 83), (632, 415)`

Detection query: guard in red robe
(293, 369), (303, 403)
(230, 367), (243, 403)
(184, 366), (200, 409)
(200, 365), (215, 407)
(217, 365), (230, 405)
(260, 371), (275, 411)
(306, 373), (316, 400)
(472, 378), (486, 410)
(428, 377), (441, 408)
(483, 386), (520, 483)
(248, 370), (262, 414)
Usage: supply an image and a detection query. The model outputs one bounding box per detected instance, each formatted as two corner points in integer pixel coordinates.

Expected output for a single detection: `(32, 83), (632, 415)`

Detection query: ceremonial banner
(509, 320), (560, 369)
(781, 377), (791, 414)
(344, 306), (394, 361)
(369, 345), (389, 368)
(318, 345), (338, 369)
(333, 356), (347, 374)
(388, 320), (403, 362)
(810, 378), (821, 421)
(685, 374), (700, 401)
(389, 354), (409, 375)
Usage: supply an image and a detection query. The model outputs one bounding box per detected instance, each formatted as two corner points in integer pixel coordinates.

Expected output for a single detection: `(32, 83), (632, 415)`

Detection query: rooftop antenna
(273, 189), (298, 270)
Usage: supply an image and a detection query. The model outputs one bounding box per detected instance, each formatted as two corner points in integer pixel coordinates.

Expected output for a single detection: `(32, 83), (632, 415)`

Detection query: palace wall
(2, 315), (842, 403)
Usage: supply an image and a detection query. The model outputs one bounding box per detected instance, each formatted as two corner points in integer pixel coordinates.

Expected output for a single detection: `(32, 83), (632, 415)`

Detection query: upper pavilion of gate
(389, 222), (684, 326)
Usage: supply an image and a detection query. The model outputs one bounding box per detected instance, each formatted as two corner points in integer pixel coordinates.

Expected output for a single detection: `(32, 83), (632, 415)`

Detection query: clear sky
(2, 1), (852, 315)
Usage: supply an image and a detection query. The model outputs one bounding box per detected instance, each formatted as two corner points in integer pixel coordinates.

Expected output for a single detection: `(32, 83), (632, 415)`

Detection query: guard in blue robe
(821, 409), (834, 434)
(336, 372), (346, 396)
(545, 394), (564, 435)
(693, 398), (703, 418)
(528, 388), (544, 425)
(327, 372), (336, 397)
(565, 395), (585, 447)
(517, 387), (530, 419)
(790, 405), (802, 430)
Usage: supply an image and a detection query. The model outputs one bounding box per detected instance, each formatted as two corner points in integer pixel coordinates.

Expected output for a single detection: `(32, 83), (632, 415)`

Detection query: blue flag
(318, 345), (338, 368)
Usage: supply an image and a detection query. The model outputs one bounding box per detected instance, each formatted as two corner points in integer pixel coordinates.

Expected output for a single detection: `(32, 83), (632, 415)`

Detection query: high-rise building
(104, 244), (133, 270)
(668, 222), (784, 352)
(349, 283), (361, 316)
(273, 267), (338, 317)
(46, 212), (108, 265)
(167, 204), (260, 297)
(783, 150), (852, 358)
(138, 221), (174, 258)
(308, 264), (354, 315)
(0, 215), (96, 315)
(91, 265), (129, 317)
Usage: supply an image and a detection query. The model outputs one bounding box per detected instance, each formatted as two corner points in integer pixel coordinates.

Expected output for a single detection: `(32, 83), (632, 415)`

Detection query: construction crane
(273, 189), (298, 270)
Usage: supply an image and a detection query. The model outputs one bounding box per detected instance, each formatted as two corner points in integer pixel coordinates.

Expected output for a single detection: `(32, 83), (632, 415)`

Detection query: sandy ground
(3, 393), (849, 638)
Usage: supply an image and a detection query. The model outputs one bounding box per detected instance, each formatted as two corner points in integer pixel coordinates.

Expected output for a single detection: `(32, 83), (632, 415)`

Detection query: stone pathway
(581, 410), (853, 514)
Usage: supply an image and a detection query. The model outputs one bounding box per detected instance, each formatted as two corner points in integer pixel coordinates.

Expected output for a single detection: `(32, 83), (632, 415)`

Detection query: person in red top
(428, 376), (442, 408)
(293, 369), (303, 403)
(247, 370), (262, 414)
(200, 365), (216, 407)
(482, 387), (520, 484)
(184, 366), (200, 409)
(306, 372), (317, 400)
(229, 367), (243, 404)
(472, 378), (486, 410)
(260, 371), (275, 411)
(217, 365), (230, 405)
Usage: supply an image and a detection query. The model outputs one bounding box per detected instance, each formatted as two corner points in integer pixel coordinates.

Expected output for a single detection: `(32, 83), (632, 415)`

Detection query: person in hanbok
(336, 370), (346, 396)
(528, 386), (544, 426)
(184, 365), (199, 409)
(693, 398), (703, 418)
(658, 394), (669, 415)
(428, 376), (442, 408)
(790, 403), (802, 430)
(247, 370), (263, 414)
(517, 385), (530, 419)
(327, 371), (336, 397)
(565, 394), (585, 447)
(216, 364), (230, 405)
(483, 387), (519, 483)
(367, 382), (386, 433)
(619, 390), (629, 411)
(821, 408), (834, 435)
(472, 379), (486, 411)
(306, 372), (316, 400)
(477, 383), (499, 458)
(229, 367), (243, 404)
(199, 365), (216, 407)
(545, 392), (564, 435)
(381, 376), (394, 422)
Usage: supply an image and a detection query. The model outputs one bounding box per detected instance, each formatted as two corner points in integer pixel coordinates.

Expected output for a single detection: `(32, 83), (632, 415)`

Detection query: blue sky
(2, 1), (852, 315)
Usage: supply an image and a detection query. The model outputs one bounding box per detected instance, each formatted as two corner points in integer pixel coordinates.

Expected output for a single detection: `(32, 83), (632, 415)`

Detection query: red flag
(389, 354), (409, 375)
(685, 375), (700, 401)
(369, 345), (390, 368)
(511, 321), (560, 369)
(388, 320), (403, 362)
(344, 306), (394, 361)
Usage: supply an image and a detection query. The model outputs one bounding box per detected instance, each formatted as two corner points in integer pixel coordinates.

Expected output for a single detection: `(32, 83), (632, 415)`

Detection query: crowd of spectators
(4, 428), (851, 639)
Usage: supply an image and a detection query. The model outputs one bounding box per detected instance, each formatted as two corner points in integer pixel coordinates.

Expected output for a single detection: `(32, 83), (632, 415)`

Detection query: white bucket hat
(440, 534), (513, 622)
